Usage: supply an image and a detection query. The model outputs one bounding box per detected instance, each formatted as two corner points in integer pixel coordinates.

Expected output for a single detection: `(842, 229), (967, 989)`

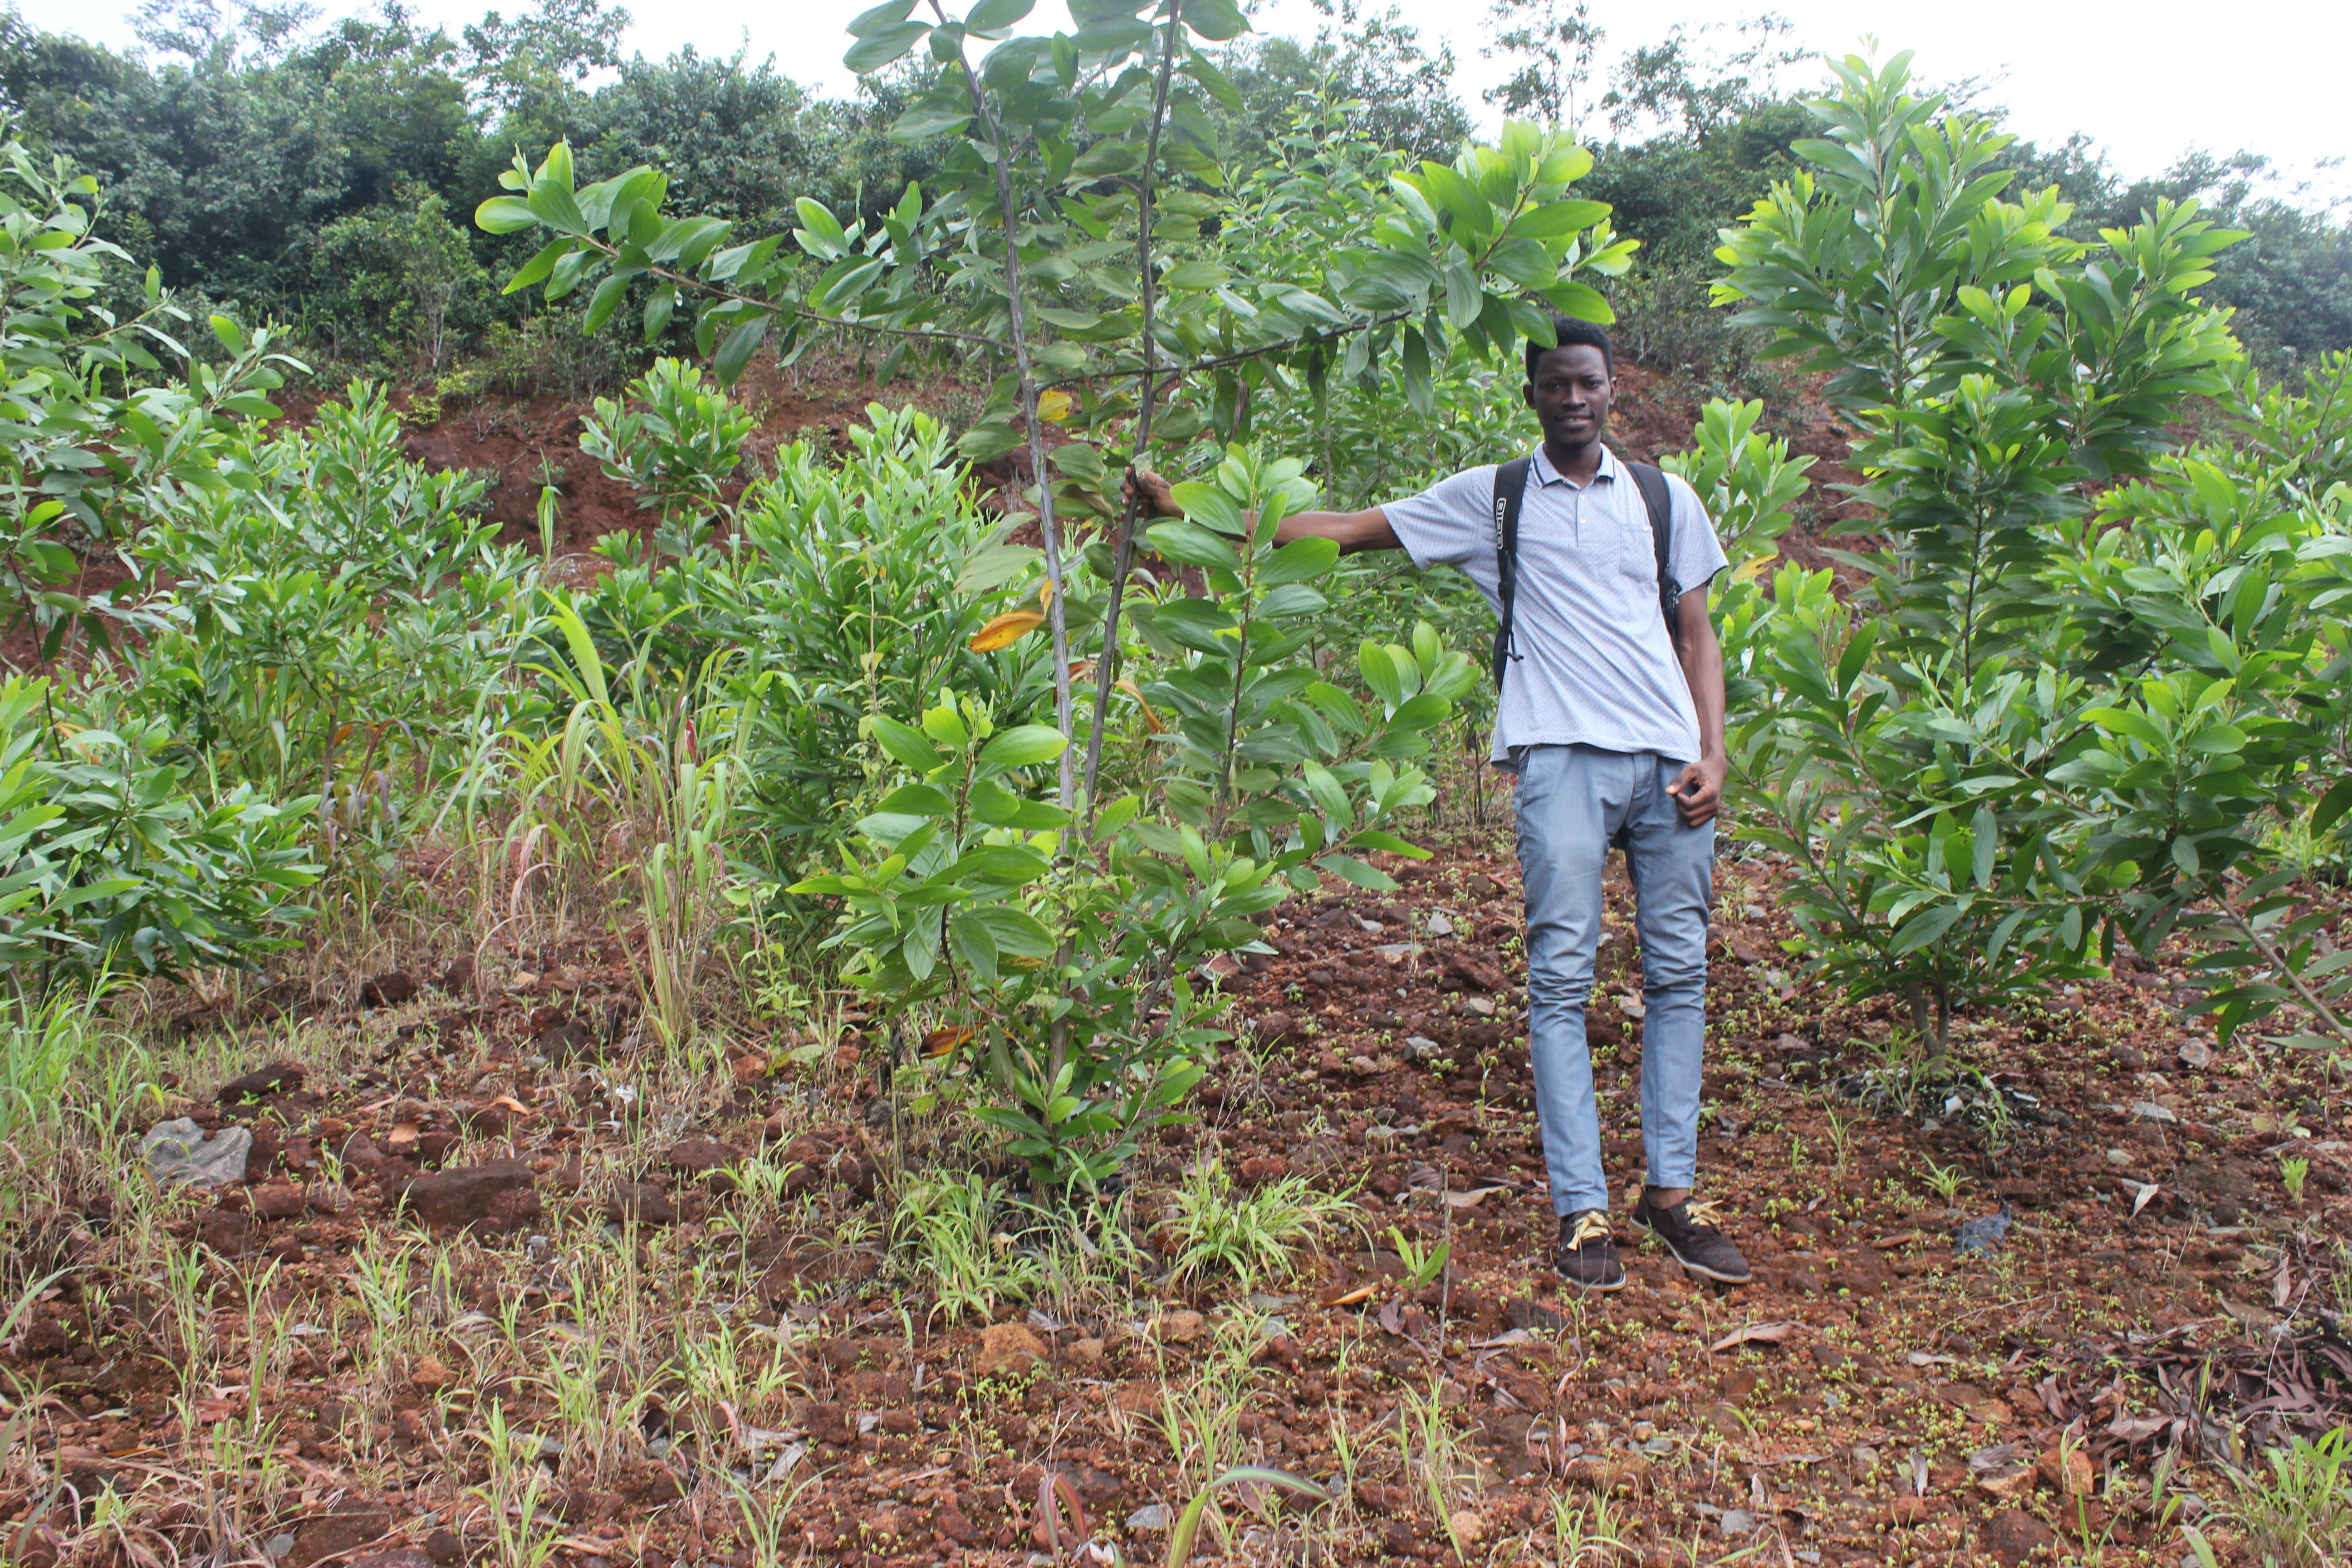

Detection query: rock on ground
(397, 1161), (541, 1231)
(975, 1322), (1047, 1377)
(1982, 1507), (2055, 1565)
(141, 1118), (252, 1189)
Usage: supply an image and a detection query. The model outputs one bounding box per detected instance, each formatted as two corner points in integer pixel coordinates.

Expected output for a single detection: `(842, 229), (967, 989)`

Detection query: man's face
(1523, 343), (1613, 451)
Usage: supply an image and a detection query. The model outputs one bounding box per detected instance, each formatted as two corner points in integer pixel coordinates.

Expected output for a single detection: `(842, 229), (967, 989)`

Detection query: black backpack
(1489, 452), (1680, 690)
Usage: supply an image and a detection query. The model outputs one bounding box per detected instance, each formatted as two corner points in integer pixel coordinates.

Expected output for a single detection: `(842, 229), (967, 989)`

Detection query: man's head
(1523, 317), (1615, 457)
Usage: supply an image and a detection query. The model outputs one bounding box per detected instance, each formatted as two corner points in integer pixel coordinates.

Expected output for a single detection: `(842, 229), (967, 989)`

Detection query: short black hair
(1525, 316), (1614, 382)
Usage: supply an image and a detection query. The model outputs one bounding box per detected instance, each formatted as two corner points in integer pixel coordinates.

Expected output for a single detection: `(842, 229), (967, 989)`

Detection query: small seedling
(2281, 1156), (2309, 1203)
(1166, 1466), (1328, 1568)
(1387, 1226), (1450, 1294)
(1920, 1157), (1966, 1203)
(1166, 1157), (1357, 1292)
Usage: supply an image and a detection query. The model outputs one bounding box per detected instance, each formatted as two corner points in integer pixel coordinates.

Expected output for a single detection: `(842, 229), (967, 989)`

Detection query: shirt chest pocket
(1617, 505), (1659, 584)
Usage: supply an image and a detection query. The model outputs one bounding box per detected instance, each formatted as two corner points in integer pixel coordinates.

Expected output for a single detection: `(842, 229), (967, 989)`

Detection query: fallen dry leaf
(1872, 1231), (1923, 1250)
(1710, 1321), (1796, 1352)
(1444, 1185), (1512, 1210)
(1320, 1285), (1375, 1308)
(385, 1121), (420, 1149)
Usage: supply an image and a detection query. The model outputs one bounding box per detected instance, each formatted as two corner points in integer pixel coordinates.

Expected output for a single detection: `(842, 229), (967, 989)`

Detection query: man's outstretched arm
(1127, 472), (1402, 554)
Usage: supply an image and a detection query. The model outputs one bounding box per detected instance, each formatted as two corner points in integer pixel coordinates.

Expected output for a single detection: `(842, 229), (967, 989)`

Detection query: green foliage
(889, 1168), (1046, 1325)
(578, 356), (754, 540)
(1210, 0), (1470, 168)
(122, 381), (541, 871)
(553, 402), (1052, 874)
(0, 676), (320, 985)
(1717, 53), (2352, 1059)
(2189, 1426), (2352, 1568)
(1165, 1156), (1356, 1290)
(0, 132), (305, 656)
(795, 447), (1473, 1187)
(309, 183), (488, 370)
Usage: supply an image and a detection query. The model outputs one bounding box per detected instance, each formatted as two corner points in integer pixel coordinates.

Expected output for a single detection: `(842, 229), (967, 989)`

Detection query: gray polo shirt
(1383, 444), (1729, 766)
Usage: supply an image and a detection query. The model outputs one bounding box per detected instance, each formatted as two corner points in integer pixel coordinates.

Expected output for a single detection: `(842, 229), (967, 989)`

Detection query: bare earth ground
(5, 809), (2348, 1568)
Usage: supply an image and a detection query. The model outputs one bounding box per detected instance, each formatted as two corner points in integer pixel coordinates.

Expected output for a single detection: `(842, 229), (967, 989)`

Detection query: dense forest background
(3, 0), (2346, 399)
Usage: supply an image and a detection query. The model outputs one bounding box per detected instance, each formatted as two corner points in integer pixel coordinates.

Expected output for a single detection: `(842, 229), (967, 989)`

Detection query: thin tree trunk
(1081, 0), (1184, 824)
(939, 5), (1075, 813)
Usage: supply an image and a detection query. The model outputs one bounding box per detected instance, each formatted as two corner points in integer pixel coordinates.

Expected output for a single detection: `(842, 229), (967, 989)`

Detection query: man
(1130, 318), (1749, 1292)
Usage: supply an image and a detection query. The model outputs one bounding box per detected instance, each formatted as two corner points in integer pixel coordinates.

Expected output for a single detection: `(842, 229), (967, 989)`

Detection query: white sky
(15, 0), (2350, 205)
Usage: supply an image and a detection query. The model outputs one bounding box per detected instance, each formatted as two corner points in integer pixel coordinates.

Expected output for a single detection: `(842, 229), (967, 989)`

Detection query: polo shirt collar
(1531, 442), (1622, 489)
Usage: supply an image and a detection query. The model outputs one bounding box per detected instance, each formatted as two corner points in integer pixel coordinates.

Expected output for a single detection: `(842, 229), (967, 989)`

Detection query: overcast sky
(15, 0), (2349, 205)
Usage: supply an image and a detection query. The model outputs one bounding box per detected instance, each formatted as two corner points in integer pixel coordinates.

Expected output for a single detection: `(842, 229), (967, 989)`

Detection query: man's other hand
(1124, 470), (1181, 519)
(1668, 756), (1728, 826)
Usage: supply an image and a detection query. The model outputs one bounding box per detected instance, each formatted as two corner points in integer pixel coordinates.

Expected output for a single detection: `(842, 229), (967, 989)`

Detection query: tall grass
(0, 990), (99, 1151)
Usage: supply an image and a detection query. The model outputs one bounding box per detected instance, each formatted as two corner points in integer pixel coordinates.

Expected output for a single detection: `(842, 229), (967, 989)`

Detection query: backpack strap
(1489, 456), (1533, 690)
(1627, 460), (1683, 657)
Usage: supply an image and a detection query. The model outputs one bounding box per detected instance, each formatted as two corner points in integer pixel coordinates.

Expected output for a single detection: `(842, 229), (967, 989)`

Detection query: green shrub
(0, 676), (320, 987)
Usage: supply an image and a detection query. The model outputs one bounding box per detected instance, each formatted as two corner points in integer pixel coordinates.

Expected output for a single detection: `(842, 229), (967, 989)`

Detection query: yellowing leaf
(1036, 389), (1074, 423)
(922, 1025), (975, 1058)
(970, 610), (1044, 651)
(1117, 678), (1165, 733)
(1036, 575), (1056, 612)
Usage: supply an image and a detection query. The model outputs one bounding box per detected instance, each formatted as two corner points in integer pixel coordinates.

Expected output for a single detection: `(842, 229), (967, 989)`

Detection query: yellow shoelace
(1683, 1200), (1726, 1229)
(1567, 1210), (1613, 1248)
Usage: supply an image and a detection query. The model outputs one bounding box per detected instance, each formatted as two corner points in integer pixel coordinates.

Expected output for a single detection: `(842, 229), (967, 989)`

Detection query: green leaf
(527, 177), (587, 236)
(1540, 279), (1613, 323)
(1510, 198), (1612, 240)
(965, 0), (1032, 32)
(1162, 260), (1226, 291)
(975, 904), (1054, 959)
(877, 783), (957, 818)
(1146, 519), (1242, 573)
(1167, 1469), (1326, 1568)
(582, 273), (630, 333)
(1259, 535), (1339, 586)
(2311, 776), (2352, 837)
(1486, 236), (1558, 289)
(792, 197), (850, 259)
(1181, 0), (1249, 40)
(845, 20), (930, 73)
(475, 196), (539, 234)
(1887, 900), (1968, 955)
(503, 237), (571, 294)
(713, 318), (769, 386)
(979, 725), (1070, 769)
(947, 911), (1000, 980)
(1167, 481), (1247, 536)
(1317, 853), (1396, 892)
(1970, 805), (1997, 890)
(871, 716), (944, 773)
(846, 0), (916, 34)
(958, 421), (1022, 462)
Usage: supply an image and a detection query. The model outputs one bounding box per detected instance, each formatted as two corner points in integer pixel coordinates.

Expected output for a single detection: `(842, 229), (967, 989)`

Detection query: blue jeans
(1513, 745), (1715, 1215)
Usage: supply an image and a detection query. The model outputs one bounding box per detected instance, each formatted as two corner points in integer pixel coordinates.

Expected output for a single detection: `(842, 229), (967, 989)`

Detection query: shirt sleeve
(1380, 465), (1497, 576)
(1665, 472), (1732, 593)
